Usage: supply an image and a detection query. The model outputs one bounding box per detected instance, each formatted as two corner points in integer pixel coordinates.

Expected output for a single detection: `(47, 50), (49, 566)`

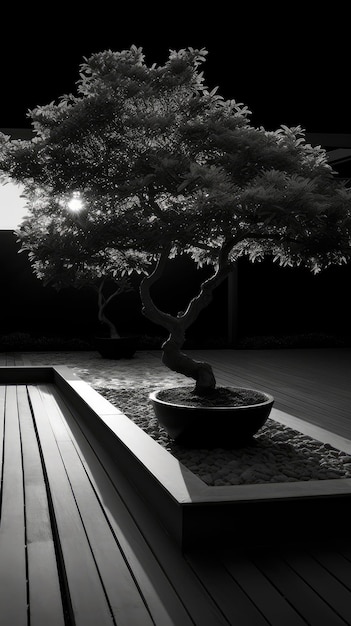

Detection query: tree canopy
(1, 45), (350, 274)
(1, 45), (351, 391)
(15, 202), (148, 337)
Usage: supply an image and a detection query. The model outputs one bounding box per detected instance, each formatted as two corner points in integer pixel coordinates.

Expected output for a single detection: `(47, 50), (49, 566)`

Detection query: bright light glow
(67, 191), (84, 212)
(0, 179), (28, 230)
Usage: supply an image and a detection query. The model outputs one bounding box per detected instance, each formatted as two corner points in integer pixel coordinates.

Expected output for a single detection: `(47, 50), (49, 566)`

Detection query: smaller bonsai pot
(94, 336), (139, 359)
(149, 386), (274, 448)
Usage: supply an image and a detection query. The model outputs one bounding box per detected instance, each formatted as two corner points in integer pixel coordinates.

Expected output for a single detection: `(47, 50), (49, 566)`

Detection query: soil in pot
(149, 386), (274, 448)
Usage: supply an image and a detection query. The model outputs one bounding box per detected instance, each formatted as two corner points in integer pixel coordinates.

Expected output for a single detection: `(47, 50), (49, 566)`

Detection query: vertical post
(227, 262), (238, 346)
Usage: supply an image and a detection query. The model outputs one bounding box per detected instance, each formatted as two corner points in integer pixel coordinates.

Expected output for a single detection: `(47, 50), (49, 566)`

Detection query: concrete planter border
(2, 365), (351, 549)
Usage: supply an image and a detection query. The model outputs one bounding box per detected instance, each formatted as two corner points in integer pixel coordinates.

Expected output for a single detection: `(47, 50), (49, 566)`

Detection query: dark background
(1, 8), (350, 347)
(1, 7), (350, 133)
(1, 230), (350, 348)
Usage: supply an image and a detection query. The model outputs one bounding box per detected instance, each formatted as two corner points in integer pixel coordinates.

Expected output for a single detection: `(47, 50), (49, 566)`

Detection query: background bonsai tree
(16, 200), (147, 339)
(1, 46), (351, 396)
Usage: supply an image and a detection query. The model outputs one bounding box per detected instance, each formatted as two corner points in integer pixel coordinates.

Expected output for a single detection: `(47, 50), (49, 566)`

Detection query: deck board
(0, 385), (5, 487)
(278, 544), (351, 624)
(27, 384), (115, 626)
(309, 543), (351, 589)
(46, 383), (226, 626)
(186, 551), (270, 625)
(36, 383), (155, 626)
(2, 352), (351, 624)
(249, 546), (348, 626)
(185, 349), (351, 438)
(17, 385), (65, 626)
(217, 550), (307, 626)
(0, 385), (27, 626)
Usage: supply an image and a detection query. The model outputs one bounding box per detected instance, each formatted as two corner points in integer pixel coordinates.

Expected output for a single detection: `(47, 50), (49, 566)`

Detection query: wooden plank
(218, 549), (306, 626)
(186, 551), (269, 626)
(47, 383), (228, 626)
(27, 385), (114, 626)
(308, 543), (351, 590)
(191, 349), (350, 397)
(36, 384), (155, 626)
(17, 385), (65, 626)
(0, 385), (27, 626)
(211, 348), (351, 439)
(332, 541), (351, 566)
(250, 547), (347, 626)
(190, 349), (351, 437)
(1, 352), (347, 624)
(0, 386), (5, 486)
(203, 351), (351, 408)
(280, 544), (351, 624)
(0, 366), (53, 384)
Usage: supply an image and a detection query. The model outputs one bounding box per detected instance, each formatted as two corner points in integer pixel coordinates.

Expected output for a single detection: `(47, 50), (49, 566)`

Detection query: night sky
(1, 8), (350, 134)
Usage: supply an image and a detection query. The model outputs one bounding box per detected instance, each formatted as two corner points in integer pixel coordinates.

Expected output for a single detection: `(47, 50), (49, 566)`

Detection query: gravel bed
(97, 386), (351, 486)
(19, 351), (351, 486)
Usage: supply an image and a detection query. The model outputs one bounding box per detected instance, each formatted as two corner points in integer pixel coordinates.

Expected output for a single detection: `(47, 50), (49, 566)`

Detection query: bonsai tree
(1, 46), (351, 398)
(15, 203), (145, 339)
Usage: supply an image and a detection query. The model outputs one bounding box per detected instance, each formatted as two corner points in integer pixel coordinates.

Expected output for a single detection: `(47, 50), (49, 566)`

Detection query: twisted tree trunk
(140, 244), (233, 396)
(161, 331), (216, 395)
(97, 280), (124, 338)
(98, 307), (120, 338)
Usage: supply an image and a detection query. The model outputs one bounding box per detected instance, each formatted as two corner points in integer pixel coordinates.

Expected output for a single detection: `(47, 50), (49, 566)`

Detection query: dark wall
(0, 231), (228, 342)
(1, 230), (350, 344)
(238, 256), (351, 338)
(0, 231), (98, 336)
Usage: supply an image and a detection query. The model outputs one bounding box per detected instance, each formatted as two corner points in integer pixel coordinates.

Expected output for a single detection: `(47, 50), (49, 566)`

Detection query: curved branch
(97, 280), (120, 338)
(179, 239), (235, 330)
(139, 239), (236, 394)
(139, 244), (176, 331)
(100, 281), (131, 310)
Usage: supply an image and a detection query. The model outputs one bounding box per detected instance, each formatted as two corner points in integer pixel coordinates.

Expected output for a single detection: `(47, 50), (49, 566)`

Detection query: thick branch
(139, 240), (235, 395)
(100, 283), (129, 310)
(179, 239), (235, 330)
(139, 244), (175, 331)
(161, 334), (217, 395)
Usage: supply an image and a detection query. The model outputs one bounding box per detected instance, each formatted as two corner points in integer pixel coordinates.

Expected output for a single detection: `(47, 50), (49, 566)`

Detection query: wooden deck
(0, 380), (226, 625)
(1, 349), (351, 625)
(183, 348), (351, 440)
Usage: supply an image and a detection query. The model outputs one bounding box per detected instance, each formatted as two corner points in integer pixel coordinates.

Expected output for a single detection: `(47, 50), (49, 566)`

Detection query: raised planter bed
(1, 365), (351, 550)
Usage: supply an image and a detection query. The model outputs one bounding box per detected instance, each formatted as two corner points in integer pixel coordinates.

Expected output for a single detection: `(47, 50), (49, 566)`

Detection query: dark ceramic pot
(94, 336), (138, 359)
(149, 387), (274, 448)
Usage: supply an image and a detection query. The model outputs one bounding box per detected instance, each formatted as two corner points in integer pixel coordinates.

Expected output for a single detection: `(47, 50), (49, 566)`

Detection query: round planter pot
(94, 336), (138, 359)
(149, 387), (274, 448)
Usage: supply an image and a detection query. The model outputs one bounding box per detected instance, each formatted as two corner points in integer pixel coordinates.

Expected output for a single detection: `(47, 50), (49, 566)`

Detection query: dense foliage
(1, 45), (351, 391)
(15, 206), (147, 337)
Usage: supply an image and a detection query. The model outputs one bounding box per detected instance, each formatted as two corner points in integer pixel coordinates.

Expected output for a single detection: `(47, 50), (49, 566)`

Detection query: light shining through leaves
(67, 191), (84, 212)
